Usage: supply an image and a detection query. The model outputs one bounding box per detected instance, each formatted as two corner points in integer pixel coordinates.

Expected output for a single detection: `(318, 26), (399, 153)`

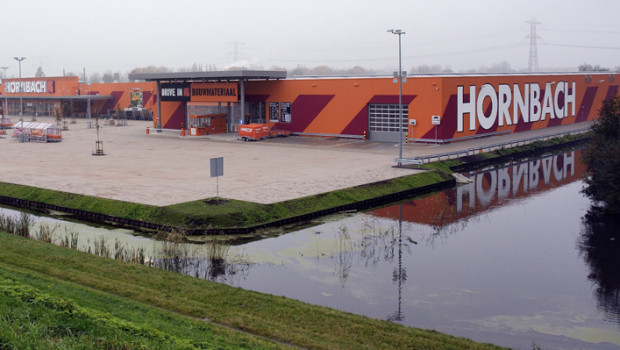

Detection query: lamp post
(1, 66), (8, 117)
(87, 82), (92, 128)
(388, 29), (405, 166)
(13, 57), (26, 142)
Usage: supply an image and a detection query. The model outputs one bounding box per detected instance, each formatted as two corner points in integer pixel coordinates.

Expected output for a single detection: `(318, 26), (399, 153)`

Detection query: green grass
(152, 169), (451, 228)
(0, 231), (506, 350)
(0, 182), (157, 221)
(0, 169), (451, 230)
(0, 277), (266, 349)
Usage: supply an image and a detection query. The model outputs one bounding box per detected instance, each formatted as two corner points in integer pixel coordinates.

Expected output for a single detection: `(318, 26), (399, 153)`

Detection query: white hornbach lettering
(5, 80), (48, 94)
(456, 151), (576, 212)
(456, 81), (576, 132)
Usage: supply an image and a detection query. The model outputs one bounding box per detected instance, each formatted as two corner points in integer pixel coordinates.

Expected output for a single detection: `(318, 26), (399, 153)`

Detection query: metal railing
(395, 126), (591, 167)
(145, 127), (184, 136)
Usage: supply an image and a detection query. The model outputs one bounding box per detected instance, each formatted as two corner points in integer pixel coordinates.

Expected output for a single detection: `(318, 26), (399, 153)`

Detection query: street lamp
(387, 29), (405, 166)
(1, 66), (8, 117)
(87, 82), (92, 128)
(13, 57), (26, 142)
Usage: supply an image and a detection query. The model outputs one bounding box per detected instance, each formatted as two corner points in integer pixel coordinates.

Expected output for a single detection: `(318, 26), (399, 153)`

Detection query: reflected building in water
(370, 149), (586, 228)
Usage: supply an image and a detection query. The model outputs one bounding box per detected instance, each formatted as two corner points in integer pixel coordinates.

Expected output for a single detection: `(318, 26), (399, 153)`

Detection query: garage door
(368, 104), (408, 142)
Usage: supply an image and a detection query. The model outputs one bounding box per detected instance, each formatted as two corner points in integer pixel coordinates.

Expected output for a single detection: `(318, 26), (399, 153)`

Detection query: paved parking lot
(0, 116), (590, 206)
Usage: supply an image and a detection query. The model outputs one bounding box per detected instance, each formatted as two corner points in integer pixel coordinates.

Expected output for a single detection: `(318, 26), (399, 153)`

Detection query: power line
(405, 42), (525, 59)
(268, 42), (525, 65)
(541, 42), (620, 50)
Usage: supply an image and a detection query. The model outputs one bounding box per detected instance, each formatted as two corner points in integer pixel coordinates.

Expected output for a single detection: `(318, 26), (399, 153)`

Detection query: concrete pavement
(0, 116), (591, 206)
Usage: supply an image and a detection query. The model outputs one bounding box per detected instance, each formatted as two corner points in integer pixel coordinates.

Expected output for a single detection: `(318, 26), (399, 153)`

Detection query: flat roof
(128, 70), (287, 82)
(1, 95), (113, 101)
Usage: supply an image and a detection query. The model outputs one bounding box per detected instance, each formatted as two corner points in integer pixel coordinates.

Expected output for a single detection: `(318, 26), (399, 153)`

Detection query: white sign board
(431, 115), (441, 125)
(210, 157), (223, 177)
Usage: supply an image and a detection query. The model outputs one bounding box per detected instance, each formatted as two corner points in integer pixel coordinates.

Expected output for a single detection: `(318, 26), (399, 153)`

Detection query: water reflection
(149, 241), (252, 284)
(334, 225), (353, 286)
(386, 205), (408, 323)
(371, 149), (586, 232)
(579, 208), (620, 325)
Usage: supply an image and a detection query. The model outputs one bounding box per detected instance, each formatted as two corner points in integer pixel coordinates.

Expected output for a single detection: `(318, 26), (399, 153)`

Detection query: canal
(2, 148), (619, 349)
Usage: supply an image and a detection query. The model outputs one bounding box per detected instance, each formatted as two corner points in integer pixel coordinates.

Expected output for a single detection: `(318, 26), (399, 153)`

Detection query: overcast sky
(2, 0), (620, 78)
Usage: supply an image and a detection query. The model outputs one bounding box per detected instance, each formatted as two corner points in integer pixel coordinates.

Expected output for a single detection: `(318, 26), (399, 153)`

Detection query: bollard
(181, 129), (185, 137)
(146, 127), (149, 135)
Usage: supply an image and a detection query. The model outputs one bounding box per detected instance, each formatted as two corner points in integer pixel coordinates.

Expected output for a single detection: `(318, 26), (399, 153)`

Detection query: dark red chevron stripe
(575, 86), (598, 123)
(605, 85), (619, 101)
(163, 103), (187, 129)
(100, 91), (124, 113)
(279, 95), (334, 132)
(423, 94), (457, 140)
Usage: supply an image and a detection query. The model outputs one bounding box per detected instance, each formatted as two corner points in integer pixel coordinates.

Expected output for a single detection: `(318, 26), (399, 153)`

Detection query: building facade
(3, 72), (617, 143)
(131, 71), (618, 143)
(1, 76), (157, 120)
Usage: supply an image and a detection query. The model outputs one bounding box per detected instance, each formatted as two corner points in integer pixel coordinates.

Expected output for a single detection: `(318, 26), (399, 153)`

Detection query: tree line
(26, 61), (617, 83)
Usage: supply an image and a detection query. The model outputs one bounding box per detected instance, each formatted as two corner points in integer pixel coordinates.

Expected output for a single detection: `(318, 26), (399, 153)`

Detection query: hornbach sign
(5, 80), (55, 94)
(190, 82), (238, 102)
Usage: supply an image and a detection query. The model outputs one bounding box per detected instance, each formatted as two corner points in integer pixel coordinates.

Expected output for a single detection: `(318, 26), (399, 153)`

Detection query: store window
(280, 102), (291, 123)
(269, 102), (280, 122)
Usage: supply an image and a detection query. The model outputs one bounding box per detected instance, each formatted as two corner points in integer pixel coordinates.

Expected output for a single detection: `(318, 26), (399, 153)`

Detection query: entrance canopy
(128, 70), (287, 130)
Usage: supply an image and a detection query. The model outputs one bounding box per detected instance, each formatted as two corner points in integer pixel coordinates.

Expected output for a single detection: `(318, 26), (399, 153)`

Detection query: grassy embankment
(0, 169), (451, 230)
(0, 231), (505, 350)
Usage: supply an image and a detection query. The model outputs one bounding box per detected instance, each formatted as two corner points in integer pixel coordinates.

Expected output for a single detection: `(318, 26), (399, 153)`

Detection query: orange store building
(0, 76), (157, 120)
(129, 70), (618, 143)
(3, 71), (618, 143)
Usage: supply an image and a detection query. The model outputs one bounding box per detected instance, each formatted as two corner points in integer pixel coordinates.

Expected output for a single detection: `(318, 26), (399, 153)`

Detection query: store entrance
(187, 102), (232, 132)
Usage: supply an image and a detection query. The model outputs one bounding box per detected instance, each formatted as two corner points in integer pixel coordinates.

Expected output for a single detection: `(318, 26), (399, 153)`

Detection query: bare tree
(89, 72), (102, 83)
(102, 71), (114, 83)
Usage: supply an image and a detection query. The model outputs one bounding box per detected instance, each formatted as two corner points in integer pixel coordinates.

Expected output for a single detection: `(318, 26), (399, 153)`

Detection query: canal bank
(0, 116), (592, 236)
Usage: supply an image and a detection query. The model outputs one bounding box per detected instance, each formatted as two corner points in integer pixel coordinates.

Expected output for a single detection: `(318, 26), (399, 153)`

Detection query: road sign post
(210, 157), (224, 201)
(431, 115), (440, 141)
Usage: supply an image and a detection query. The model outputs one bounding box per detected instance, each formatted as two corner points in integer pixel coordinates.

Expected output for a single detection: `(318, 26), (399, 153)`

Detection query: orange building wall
(246, 77), (430, 136)
(83, 81), (157, 118)
(159, 101), (186, 129)
(244, 73), (618, 141)
(433, 74), (618, 141)
(1, 76), (81, 97)
(61, 72), (615, 142)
